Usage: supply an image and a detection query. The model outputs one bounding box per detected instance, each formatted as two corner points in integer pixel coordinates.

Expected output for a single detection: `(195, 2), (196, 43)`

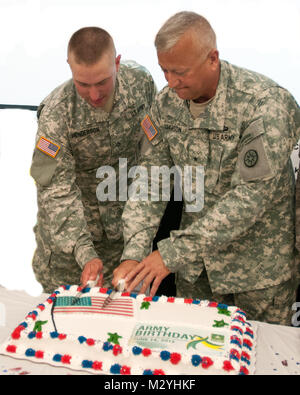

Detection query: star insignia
(107, 332), (122, 345)
(140, 301), (151, 310)
(213, 319), (229, 328)
(33, 320), (48, 332)
(217, 307), (231, 317)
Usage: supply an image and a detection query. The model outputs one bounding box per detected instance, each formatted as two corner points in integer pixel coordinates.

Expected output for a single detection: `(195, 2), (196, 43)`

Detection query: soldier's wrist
(75, 246), (99, 270)
(157, 238), (182, 273)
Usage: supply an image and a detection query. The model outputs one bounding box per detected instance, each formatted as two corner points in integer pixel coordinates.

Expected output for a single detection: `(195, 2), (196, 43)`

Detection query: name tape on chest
(36, 137), (61, 158)
(141, 115), (158, 141)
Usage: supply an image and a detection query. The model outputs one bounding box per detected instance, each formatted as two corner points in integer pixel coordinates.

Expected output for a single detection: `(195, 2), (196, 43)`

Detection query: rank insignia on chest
(141, 115), (158, 141)
(36, 136), (61, 158)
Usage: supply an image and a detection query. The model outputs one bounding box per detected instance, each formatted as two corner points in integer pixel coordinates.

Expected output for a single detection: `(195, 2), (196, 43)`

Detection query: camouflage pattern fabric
(176, 269), (297, 325)
(30, 61), (156, 293)
(121, 60), (300, 322)
(295, 150), (300, 278)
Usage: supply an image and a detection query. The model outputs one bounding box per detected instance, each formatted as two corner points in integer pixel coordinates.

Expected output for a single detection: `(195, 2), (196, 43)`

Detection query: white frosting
(0, 286), (256, 375)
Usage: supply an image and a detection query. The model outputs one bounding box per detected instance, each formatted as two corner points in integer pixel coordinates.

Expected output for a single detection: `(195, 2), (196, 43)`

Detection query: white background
(0, 0), (299, 295)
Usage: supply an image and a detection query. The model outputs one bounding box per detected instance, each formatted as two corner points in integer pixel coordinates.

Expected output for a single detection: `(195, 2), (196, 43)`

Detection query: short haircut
(155, 11), (217, 54)
(68, 27), (116, 65)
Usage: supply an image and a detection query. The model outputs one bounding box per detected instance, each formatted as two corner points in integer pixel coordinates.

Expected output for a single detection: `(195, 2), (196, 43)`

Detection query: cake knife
(72, 274), (100, 305)
(102, 279), (125, 309)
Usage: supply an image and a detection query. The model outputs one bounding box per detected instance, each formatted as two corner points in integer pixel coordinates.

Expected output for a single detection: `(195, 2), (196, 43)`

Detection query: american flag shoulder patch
(37, 136), (61, 158)
(141, 115), (158, 141)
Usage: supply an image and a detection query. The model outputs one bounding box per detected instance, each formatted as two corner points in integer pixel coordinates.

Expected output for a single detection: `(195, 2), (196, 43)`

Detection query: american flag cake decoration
(53, 295), (134, 318)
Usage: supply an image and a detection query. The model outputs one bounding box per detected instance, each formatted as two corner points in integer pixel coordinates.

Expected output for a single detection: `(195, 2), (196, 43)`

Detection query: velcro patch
(238, 118), (274, 181)
(244, 149), (259, 168)
(141, 115), (158, 141)
(36, 137), (61, 158)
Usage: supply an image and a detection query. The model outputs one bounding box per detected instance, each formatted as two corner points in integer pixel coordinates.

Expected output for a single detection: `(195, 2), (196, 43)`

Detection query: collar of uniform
(114, 64), (138, 110)
(191, 60), (229, 132)
(75, 87), (110, 122)
(109, 72), (127, 124)
(109, 64), (143, 124)
(162, 61), (228, 132)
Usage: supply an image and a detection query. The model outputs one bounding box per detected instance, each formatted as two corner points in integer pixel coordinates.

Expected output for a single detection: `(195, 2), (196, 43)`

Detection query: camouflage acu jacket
(121, 60), (300, 294)
(31, 61), (156, 270)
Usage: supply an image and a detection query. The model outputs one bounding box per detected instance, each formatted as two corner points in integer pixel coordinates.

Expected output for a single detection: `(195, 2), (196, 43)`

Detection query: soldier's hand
(81, 258), (104, 288)
(112, 260), (139, 289)
(125, 250), (170, 297)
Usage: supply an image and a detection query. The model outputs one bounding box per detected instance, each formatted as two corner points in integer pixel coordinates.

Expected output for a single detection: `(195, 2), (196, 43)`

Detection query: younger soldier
(31, 27), (156, 293)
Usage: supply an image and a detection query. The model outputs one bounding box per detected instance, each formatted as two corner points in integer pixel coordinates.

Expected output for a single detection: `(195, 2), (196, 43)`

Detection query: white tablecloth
(0, 286), (299, 375)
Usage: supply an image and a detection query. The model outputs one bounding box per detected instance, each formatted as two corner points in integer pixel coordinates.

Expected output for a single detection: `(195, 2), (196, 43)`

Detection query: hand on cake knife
(72, 274), (100, 305)
(102, 279), (126, 309)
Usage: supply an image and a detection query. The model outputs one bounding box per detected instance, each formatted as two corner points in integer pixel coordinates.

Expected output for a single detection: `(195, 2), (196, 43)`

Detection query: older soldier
(113, 12), (300, 325)
(30, 27), (156, 293)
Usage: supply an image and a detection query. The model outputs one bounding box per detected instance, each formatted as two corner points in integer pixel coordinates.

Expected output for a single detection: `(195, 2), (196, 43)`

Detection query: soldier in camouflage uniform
(30, 27), (156, 293)
(113, 12), (300, 325)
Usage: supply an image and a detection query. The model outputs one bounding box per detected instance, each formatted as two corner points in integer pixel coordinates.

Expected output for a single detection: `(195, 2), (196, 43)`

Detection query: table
(0, 285), (299, 375)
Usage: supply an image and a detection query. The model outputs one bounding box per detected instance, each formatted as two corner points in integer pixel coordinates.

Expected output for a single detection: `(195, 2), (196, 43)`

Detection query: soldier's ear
(115, 54), (121, 72)
(208, 50), (219, 70)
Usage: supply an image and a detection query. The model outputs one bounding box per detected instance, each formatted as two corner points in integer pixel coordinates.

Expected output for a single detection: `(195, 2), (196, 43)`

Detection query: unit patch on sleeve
(36, 137), (61, 158)
(244, 149), (259, 168)
(237, 118), (274, 182)
(141, 115), (158, 141)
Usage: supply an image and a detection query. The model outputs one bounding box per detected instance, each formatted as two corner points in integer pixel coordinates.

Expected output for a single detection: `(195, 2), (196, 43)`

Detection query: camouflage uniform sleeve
(123, 60), (157, 106)
(30, 104), (98, 269)
(158, 88), (300, 273)
(144, 69), (157, 106)
(137, 70), (158, 158)
(121, 101), (172, 262)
